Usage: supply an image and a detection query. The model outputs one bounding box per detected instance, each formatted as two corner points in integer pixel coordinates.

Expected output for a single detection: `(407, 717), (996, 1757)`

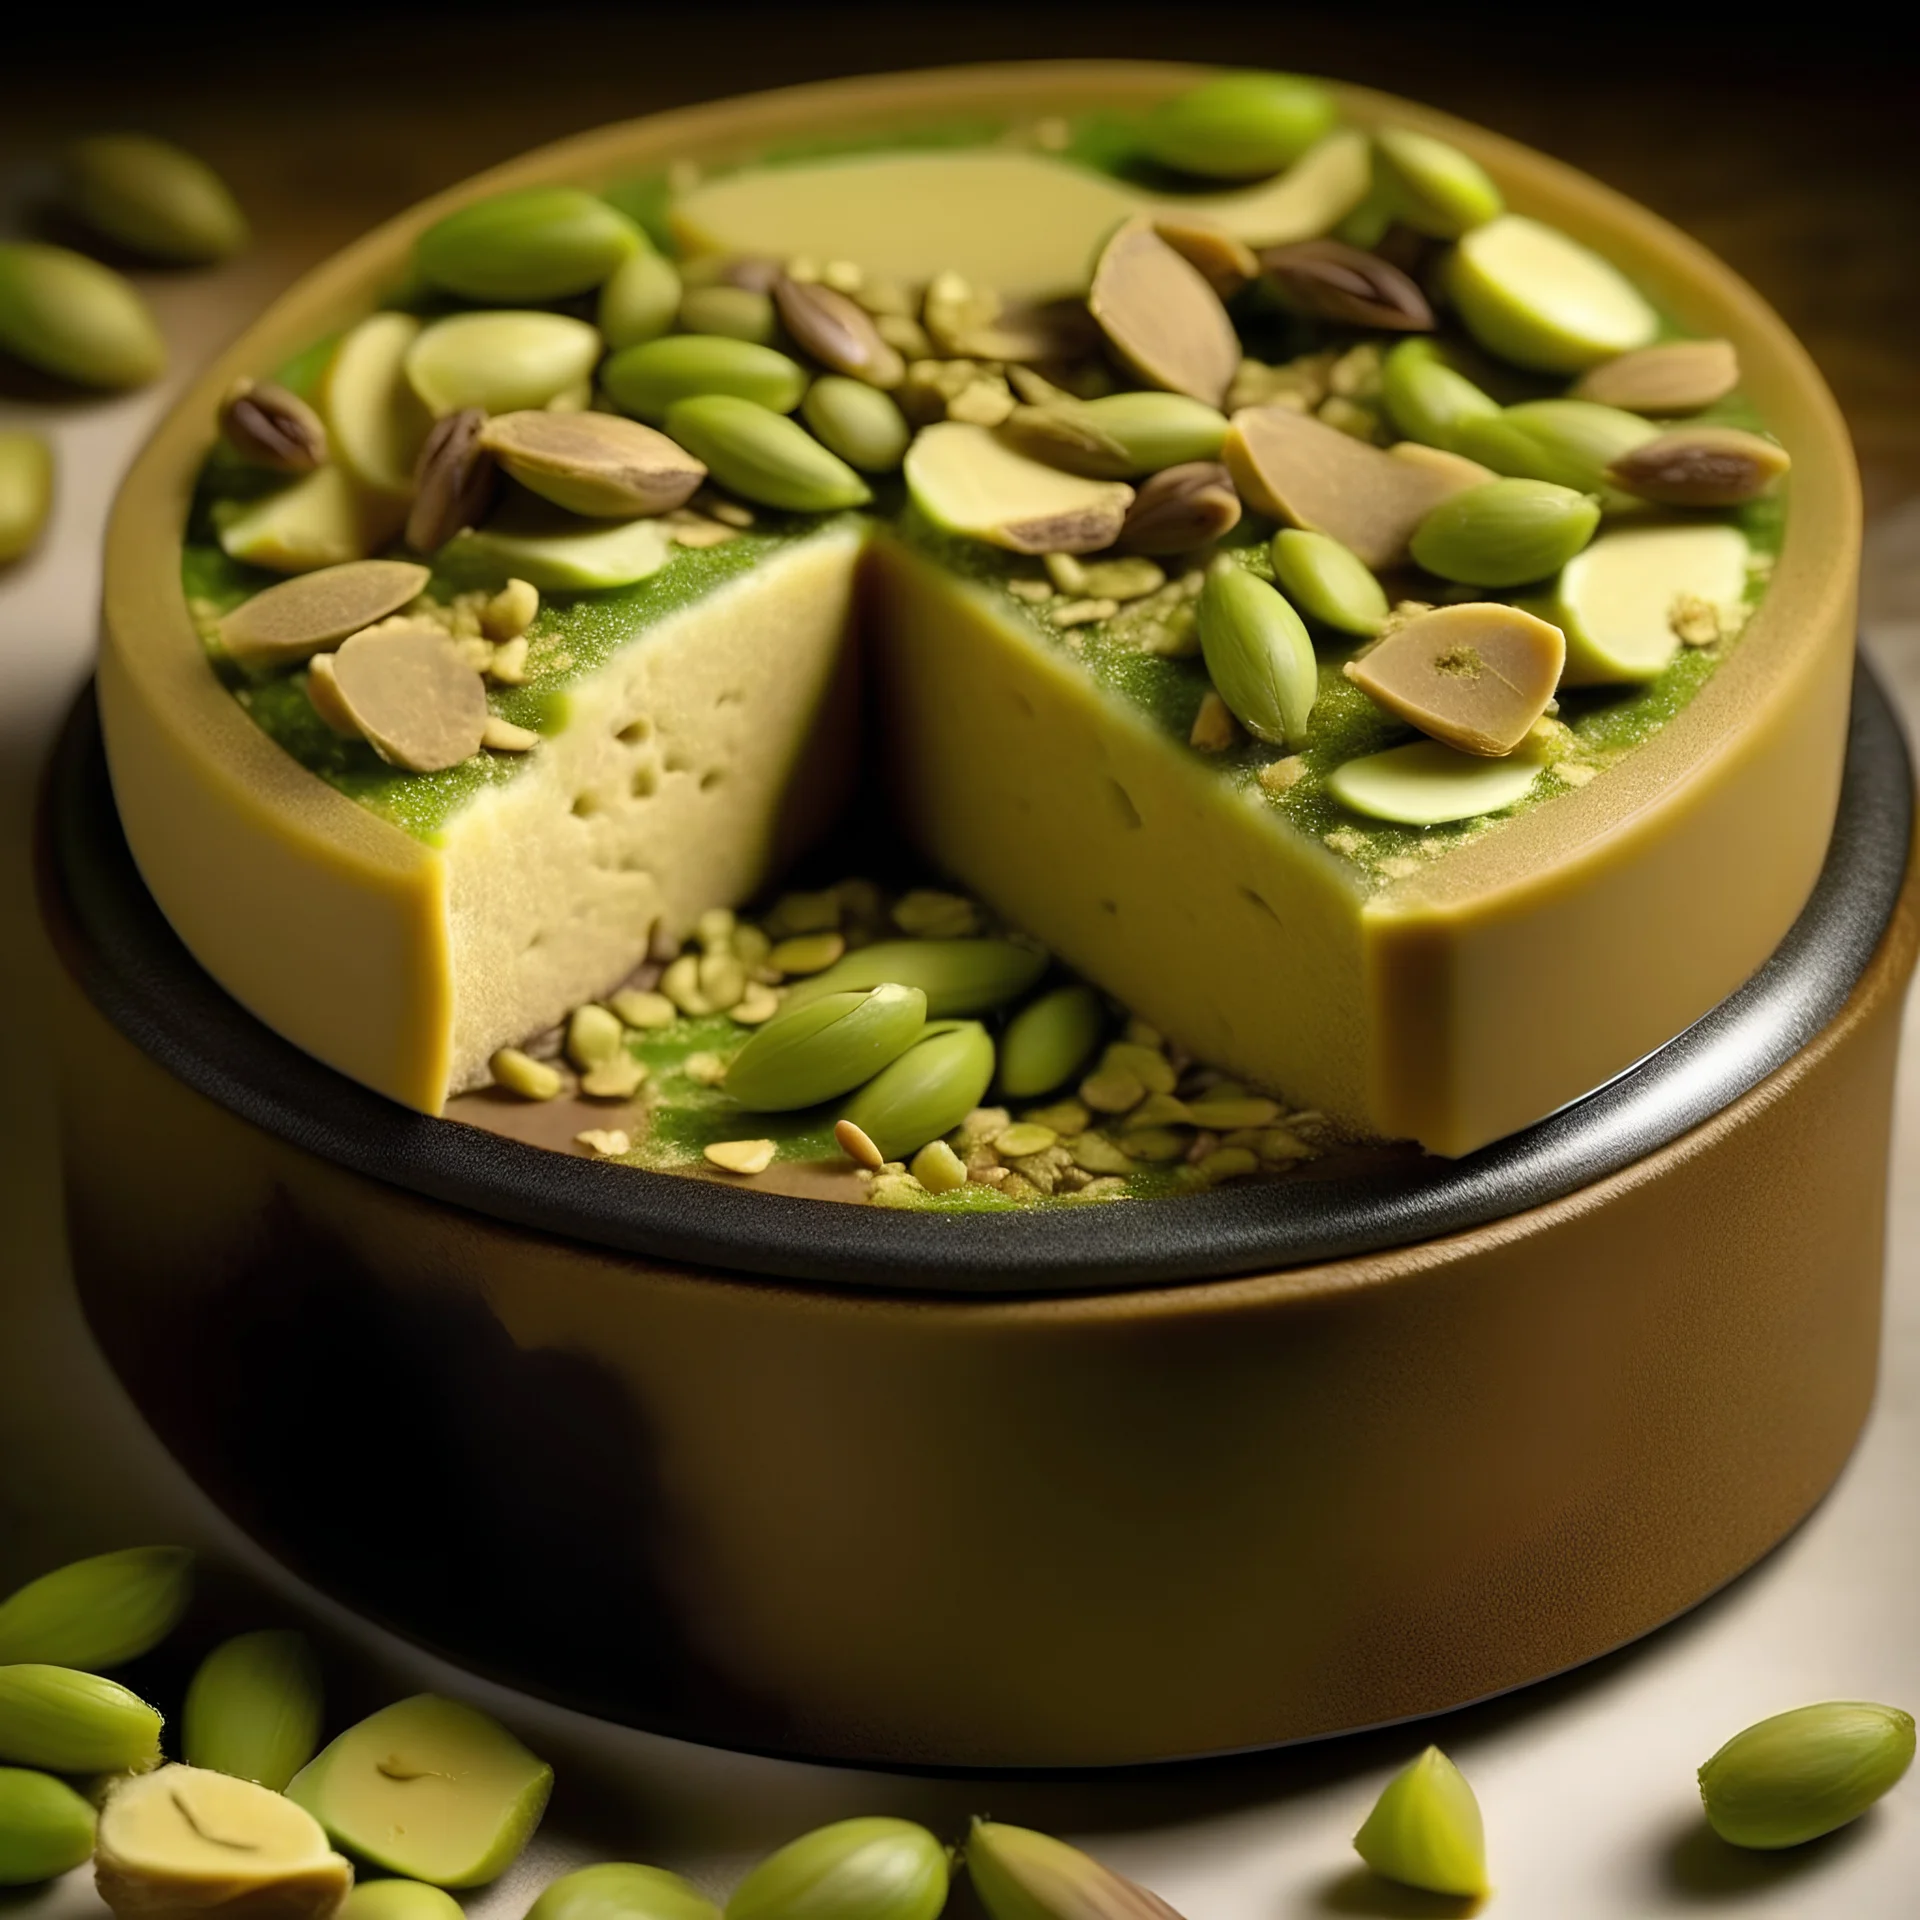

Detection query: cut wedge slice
(321, 312), (432, 496)
(905, 421), (1132, 554)
(1328, 738), (1543, 825)
(1549, 523), (1750, 685)
(214, 466), (407, 574)
(1450, 215), (1658, 373)
(441, 498), (676, 590)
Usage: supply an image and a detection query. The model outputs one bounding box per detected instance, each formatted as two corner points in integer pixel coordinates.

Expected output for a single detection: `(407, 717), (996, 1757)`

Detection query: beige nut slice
(216, 558), (430, 671)
(904, 420), (1133, 554)
(1572, 339), (1740, 415)
(329, 624), (489, 772)
(1605, 424), (1790, 506)
(771, 274), (905, 387)
(1344, 601), (1566, 757)
(1223, 406), (1475, 570)
(478, 411), (707, 517)
(1150, 216), (1260, 299)
(1089, 217), (1239, 407)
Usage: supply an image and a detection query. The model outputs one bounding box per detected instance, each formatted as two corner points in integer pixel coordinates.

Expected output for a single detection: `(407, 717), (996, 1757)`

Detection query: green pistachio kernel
(910, 1139), (969, 1194)
(0, 431), (53, 566)
(785, 939), (1048, 1017)
(0, 1766), (96, 1886)
(1142, 72), (1341, 180)
(1379, 338), (1499, 450)
(1198, 559), (1318, 748)
(999, 984), (1106, 1099)
(343, 1883), (466, 1920)
(1374, 128), (1503, 239)
(1329, 739), (1543, 826)
(663, 395), (871, 512)
(728, 1818), (947, 1920)
(1074, 392), (1228, 473)
(1410, 477), (1600, 587)
(416, 187), (641, 303)
(841, 1023), (997, 1163)
(1353, 1747), (1489, 1899)
(677, 284), (779, 345)
(0, 1667), (163, 1774)
(405, 311), (601, 418)
(725, 984), (927, 1111)
(1269, 528), (1388, 637)
(182, 1630), (323, 1792)
(1453, 397), (1658, 497)
(530, 1863), (720, 1920)
(0, 242), (164, 389)
(602, 335), (807, 424)
(62, 133), (247, 262)
(1699, 1701), (1916, 1850)
(802, 376), (912, 472)
(1450, 214), (1659, 374)
(598, 246), (683, 351)
(0, 1547), (192, 1669)
(968, 1820), (1175, 1920)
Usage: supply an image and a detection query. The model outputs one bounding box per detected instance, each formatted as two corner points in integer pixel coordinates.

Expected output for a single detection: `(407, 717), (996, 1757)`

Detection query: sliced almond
(1151, 216), (1261, 299)
(1343, 602), (1566, 757)
(329, 623), (489, 772)
(304, 653), (359, 735)
(1089, 217), (1240, 407)
(1224, 406), (1473, 570)
(904, 420), (1133, 554)
(1604, 424), (1790, 506)
(1572, 339), (1740, 415)
(705, 1138), (777, 1175)
(479, 410), (707, 518)
(216, 558), (430, 671)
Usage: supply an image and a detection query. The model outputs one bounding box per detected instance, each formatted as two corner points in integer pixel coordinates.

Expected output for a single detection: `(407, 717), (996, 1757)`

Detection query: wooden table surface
(4, 17), (1920, 1916)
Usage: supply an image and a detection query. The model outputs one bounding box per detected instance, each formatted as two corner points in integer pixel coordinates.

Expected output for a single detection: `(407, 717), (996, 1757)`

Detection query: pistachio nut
(1260, 238), (1433, 332)
(480, 411), (706, 517)
(218, 560), (432, 673)
(785, 938), (1047, 1017)
(0, 242), (164, 389)
(1373, 128), (1503, 238)
(1141, 72), (1340, 179)
(1118, 460), (1241, 553)
(1605, 424), (1790, 506)
(1344, 601), (1565, 756)
(967, 1818), (1188, 1920)
(1379, 339), (1499, 450)
(61, 132), (246, 261)
(1697, 1701), (1916, 1850)
(415, 187), (640, 302)
(565, 1003), (626, 1073)
(725, 983), (927, 1111)
(800, 377), (911, 472)
(663, 395), (870, 512)
(1328, 738), (1542, 826)
(220, 380), (328, 475)
(344, 1882), (465, 1920)
(727, 1817), (948, 1920)
(1450, 214), (1658, 373)
(772, 275), (905, 387)
(905, 421), (1132, 554)
(491, 1048), (563, 1101)
(1269, 528), (1388, 637)
(0, 1547), (193, 1671)
(1090, 218), (1239, 406)
(840, 1022), (997, 1163)
(1551, 523), (1749, 686)
(599, 246), (684, 351)
(1453, 398), (1657, 497)
(321, 311), (431, 496)
(529, 1862), (720, 1920)
(0, 431), (54, 566)
(679, 284), (779, 346)
(1008, 392), (1228, 480)
(216, 466), (407, 575)
(1175, 127), (1373, 250)
(0, 1667), (163, 1774)
(1000, 984), (1106, 1099)
(1198, 559), (1319, 749)
(1151, 217), (1261, 299)
(405, 311), (601, 418)
(1410, 478), (1600, 587)
(97, 1764), (351, 1920)
(442, 501), (672, 591)
(328, 625), (490, 773)
(602, 335), (807, 424)
(1572, 338), (1740, 415)
(407, 409), (498, 554)
(0, 1766), (96, 1886)
(181, 1631), (323, 1793)
(1352, 1747), (1488, 1899)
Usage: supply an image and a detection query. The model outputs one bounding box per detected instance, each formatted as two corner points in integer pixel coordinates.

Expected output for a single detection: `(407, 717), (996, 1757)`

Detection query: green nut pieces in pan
(1410, 477), (1600, 588)
(999, 983), (1106, 1100)
(725, 984), (928, 1112)
(784, 939), (1047, 1017)
(415, 187), (642, 303)
(728, 1816), (948, 1920)
(841, 1021), (996, 1163)
(1197, 559), (1318, 749)
(663, 395), (871, 512)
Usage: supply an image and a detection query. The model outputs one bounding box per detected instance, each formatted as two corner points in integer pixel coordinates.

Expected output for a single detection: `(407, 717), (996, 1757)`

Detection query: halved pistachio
(840, 1021), (997, 1163)
(772, 274), (904, 386)
(967, 1819), (1188, 1920)
(999, 984), (1106, 1099)
(1118, 461), (1241, 553)
(1547, 523), (1749, 685)
(321, 311), (432, 496)
(1605, 424), (1789, 505)
(1379, 339), (1499, 450)
(442, 500), (673, 590)
(215, 467), (408, 575)
(801, 376), (911, 472)
(1409, 478), (1599, 587)
(1373, 128), (1502, 238)
(0, 431), (53, 566)
(62, 133), (247, 262)
(1353, 1748), (1489, 1899)
(1151, 216), (1260, 298)
(1198, 560), (1318, 749)
(1329, 738), (1543, 826)
(0, 1667), (163, 1774)
(405, 311), (602, 417)
(1260, 238), (1433, 331)
(725, 983), (927, 1111)
(1140, 72), (1340, 179)
(1572, 338), (1740, 414)
(906, 421), (1132, 553)
(217, 559), (430, 672)
(603, 334), (808, 424)
(598, 246), (683, 351)
(0, 241), (164, 389)
(1450, 215), (1658, 373)
(415, 187), (640, 303)
(785, 939), (1047, 1017)
(663, 394), (870, 511)
(1224, 405), (1472, 569)
(1344, 602), (1564, 755)
(407, 408), (498, 554)
(1269, 528), (1388, 637)
(220, 380), (328, 475)
(1000, 392), (1227, 479)
(1454, 397), (1657, 499)
(1089, 218), (1239, 407)
(479, 411), (706, 517)
(327, 625), (489, 772)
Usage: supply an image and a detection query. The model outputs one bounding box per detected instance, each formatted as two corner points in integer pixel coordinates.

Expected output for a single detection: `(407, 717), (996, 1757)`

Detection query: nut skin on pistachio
(966, 1818), (1190, 1920)
(407, 409), (497, 553)
(1117, 462), (1241, 553)
(219, 381), (328, 474)
(1258, 239), (1434, 332)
